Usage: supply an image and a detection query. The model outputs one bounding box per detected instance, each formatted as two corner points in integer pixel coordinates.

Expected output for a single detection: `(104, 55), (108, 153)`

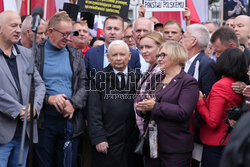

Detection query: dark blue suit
(187, 51), (218, 144)
(84, 44), (141, 78)
(187, 51), (217, 97)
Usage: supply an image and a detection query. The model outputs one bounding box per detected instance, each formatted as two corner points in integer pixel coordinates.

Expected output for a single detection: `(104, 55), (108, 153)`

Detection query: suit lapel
(187, 53), (202, 76)
(97, 45), (105, 71)
(156, 71), (183, 100)
(0, 55), (18, 91)
(16, 52), (26, 102)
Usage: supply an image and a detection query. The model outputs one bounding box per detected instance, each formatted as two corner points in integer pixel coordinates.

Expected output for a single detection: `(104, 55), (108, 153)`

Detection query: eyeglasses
(156, 53), (167, 59)
(53, 28), (72, 38)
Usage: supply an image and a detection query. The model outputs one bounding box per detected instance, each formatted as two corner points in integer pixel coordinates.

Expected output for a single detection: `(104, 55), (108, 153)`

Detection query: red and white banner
(95, 15), (106, 37)
(0, 0), (71, 20)
(153, 0), (208, 30)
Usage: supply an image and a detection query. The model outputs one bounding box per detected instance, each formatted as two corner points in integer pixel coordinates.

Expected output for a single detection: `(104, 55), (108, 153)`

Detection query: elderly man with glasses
(33, 13), (88, 167)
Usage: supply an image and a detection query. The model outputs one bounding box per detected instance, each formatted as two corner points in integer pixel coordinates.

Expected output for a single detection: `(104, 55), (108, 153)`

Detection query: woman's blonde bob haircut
(158, 41), (188, 67)
(139, 31), (164, 46)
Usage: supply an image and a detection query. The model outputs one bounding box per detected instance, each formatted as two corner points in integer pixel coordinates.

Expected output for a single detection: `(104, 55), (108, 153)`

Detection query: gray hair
(186, 24), (210, 50)
(108, 40), (129, 52)
(21, 16), (46, 34)
(132, 17), (154, 32)
(21, 15), (32, 34)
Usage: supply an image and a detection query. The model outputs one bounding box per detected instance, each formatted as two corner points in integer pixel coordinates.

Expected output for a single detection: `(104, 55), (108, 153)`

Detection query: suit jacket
(197, 77), (242, 146)
(151, 70), (199, 153)
(187, 51), (217, 96)
(0, 44), (45, 144)
(88, 64), (142, 167)
(243, 47), (250, 66)
(84, 44), (141, 78)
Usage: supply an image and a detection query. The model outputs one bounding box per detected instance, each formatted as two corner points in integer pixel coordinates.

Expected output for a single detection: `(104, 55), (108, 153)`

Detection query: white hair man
(180, 23), (218, 167)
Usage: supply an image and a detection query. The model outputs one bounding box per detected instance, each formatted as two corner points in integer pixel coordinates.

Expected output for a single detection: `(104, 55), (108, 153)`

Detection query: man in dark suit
(211, 27), (250, 94)
(181, 24), (217, 167)
(85, 15), (141, 78)
(88, 40), (142, 167)
(181, 24), (217, 96)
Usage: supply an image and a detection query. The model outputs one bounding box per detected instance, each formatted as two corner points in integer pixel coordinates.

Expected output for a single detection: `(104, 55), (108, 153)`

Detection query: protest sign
(77, 0), (130, 18)
(144, 0), (185, 12)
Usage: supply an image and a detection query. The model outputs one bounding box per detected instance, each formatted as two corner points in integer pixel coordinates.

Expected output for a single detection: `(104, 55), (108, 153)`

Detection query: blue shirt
(43, 39), (72, 116)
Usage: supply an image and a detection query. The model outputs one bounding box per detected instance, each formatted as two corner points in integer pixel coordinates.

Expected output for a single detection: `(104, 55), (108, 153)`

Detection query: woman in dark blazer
(136, 41), (199, 167)
(197, 48), (248, 167)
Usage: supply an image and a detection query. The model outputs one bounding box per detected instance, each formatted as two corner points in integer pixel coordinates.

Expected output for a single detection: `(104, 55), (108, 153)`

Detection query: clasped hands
(48, 94), (74, 119)
(136, 94), (156, 114)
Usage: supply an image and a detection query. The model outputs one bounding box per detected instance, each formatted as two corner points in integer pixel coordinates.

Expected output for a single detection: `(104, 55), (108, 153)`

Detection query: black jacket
(34, 40), (88, 137)
(88, 64), (142, 167)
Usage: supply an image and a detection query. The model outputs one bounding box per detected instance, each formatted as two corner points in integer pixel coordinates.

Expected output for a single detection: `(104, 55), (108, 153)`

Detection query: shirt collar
(104, 44), (108, 54)
(113, 66), (128, 75)
(188, 52), (200, 64)
(0, 44), (20, 57)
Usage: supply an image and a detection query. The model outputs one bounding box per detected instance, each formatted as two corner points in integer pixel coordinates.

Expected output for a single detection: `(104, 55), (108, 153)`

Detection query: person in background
(224, 17), (235, 29)
(0, 10), (45, 167)
(211, 27), (240, 58)
(136, 41), (199, 167)
(203, 21), (220, 61)
(163, 20), (183, 42)
(88, 40), (143, 167)
(202, 21), (220, 35)
(123, 17), (132, 30)
(234, 15), (250, 50)
(124, 25), (136, 49)
(154, 23), (163, 33)
(85, 15), (140, 78)
(17, 15), (46, 48)
(71, 20), (91, 58)
(197, 47), (248, 167)
(134, 31), (163, 135)
(149, 16), (160, 25)
(89, 36), (105, 48)
(132, 17), (154, 73)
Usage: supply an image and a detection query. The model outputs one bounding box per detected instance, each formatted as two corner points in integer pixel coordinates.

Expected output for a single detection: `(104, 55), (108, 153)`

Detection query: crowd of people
(0, 4), (250, 167)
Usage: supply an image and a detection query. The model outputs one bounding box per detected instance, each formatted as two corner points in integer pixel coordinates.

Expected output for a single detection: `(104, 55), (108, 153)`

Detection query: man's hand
(62, 100), (75, 119)
(20, 105), (37, 121)
(96, 142), (109, 154)
(48, 94), (67, 112)
(232, 81), (246, 94)
(138, 4), (145, 17)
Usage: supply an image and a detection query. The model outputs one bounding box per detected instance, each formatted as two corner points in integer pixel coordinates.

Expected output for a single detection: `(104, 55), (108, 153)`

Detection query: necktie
(117, 72), (125, 90)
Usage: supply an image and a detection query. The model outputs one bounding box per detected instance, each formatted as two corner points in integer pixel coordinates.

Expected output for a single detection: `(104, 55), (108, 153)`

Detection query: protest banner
(77, 0), (130, 18)
(144, 0), (186, 12)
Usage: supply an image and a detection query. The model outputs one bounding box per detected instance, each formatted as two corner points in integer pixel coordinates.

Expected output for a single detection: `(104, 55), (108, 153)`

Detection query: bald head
(132, 17), (154, 48)
(0, 11), (21, 45)
(234, 15), (250, 47)
(0, 11), (20, 26)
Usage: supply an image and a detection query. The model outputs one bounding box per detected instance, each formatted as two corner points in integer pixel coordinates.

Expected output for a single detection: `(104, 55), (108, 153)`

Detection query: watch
(45, 94), (50, 104)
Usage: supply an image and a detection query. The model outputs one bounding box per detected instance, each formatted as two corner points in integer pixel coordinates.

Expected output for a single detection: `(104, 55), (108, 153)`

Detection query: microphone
(31, 6), (44, 32)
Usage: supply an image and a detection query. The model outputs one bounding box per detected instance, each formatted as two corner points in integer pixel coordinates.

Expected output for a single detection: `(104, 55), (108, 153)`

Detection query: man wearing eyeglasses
(17, 15), (46, 48)
(33, 13), (88, 167)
